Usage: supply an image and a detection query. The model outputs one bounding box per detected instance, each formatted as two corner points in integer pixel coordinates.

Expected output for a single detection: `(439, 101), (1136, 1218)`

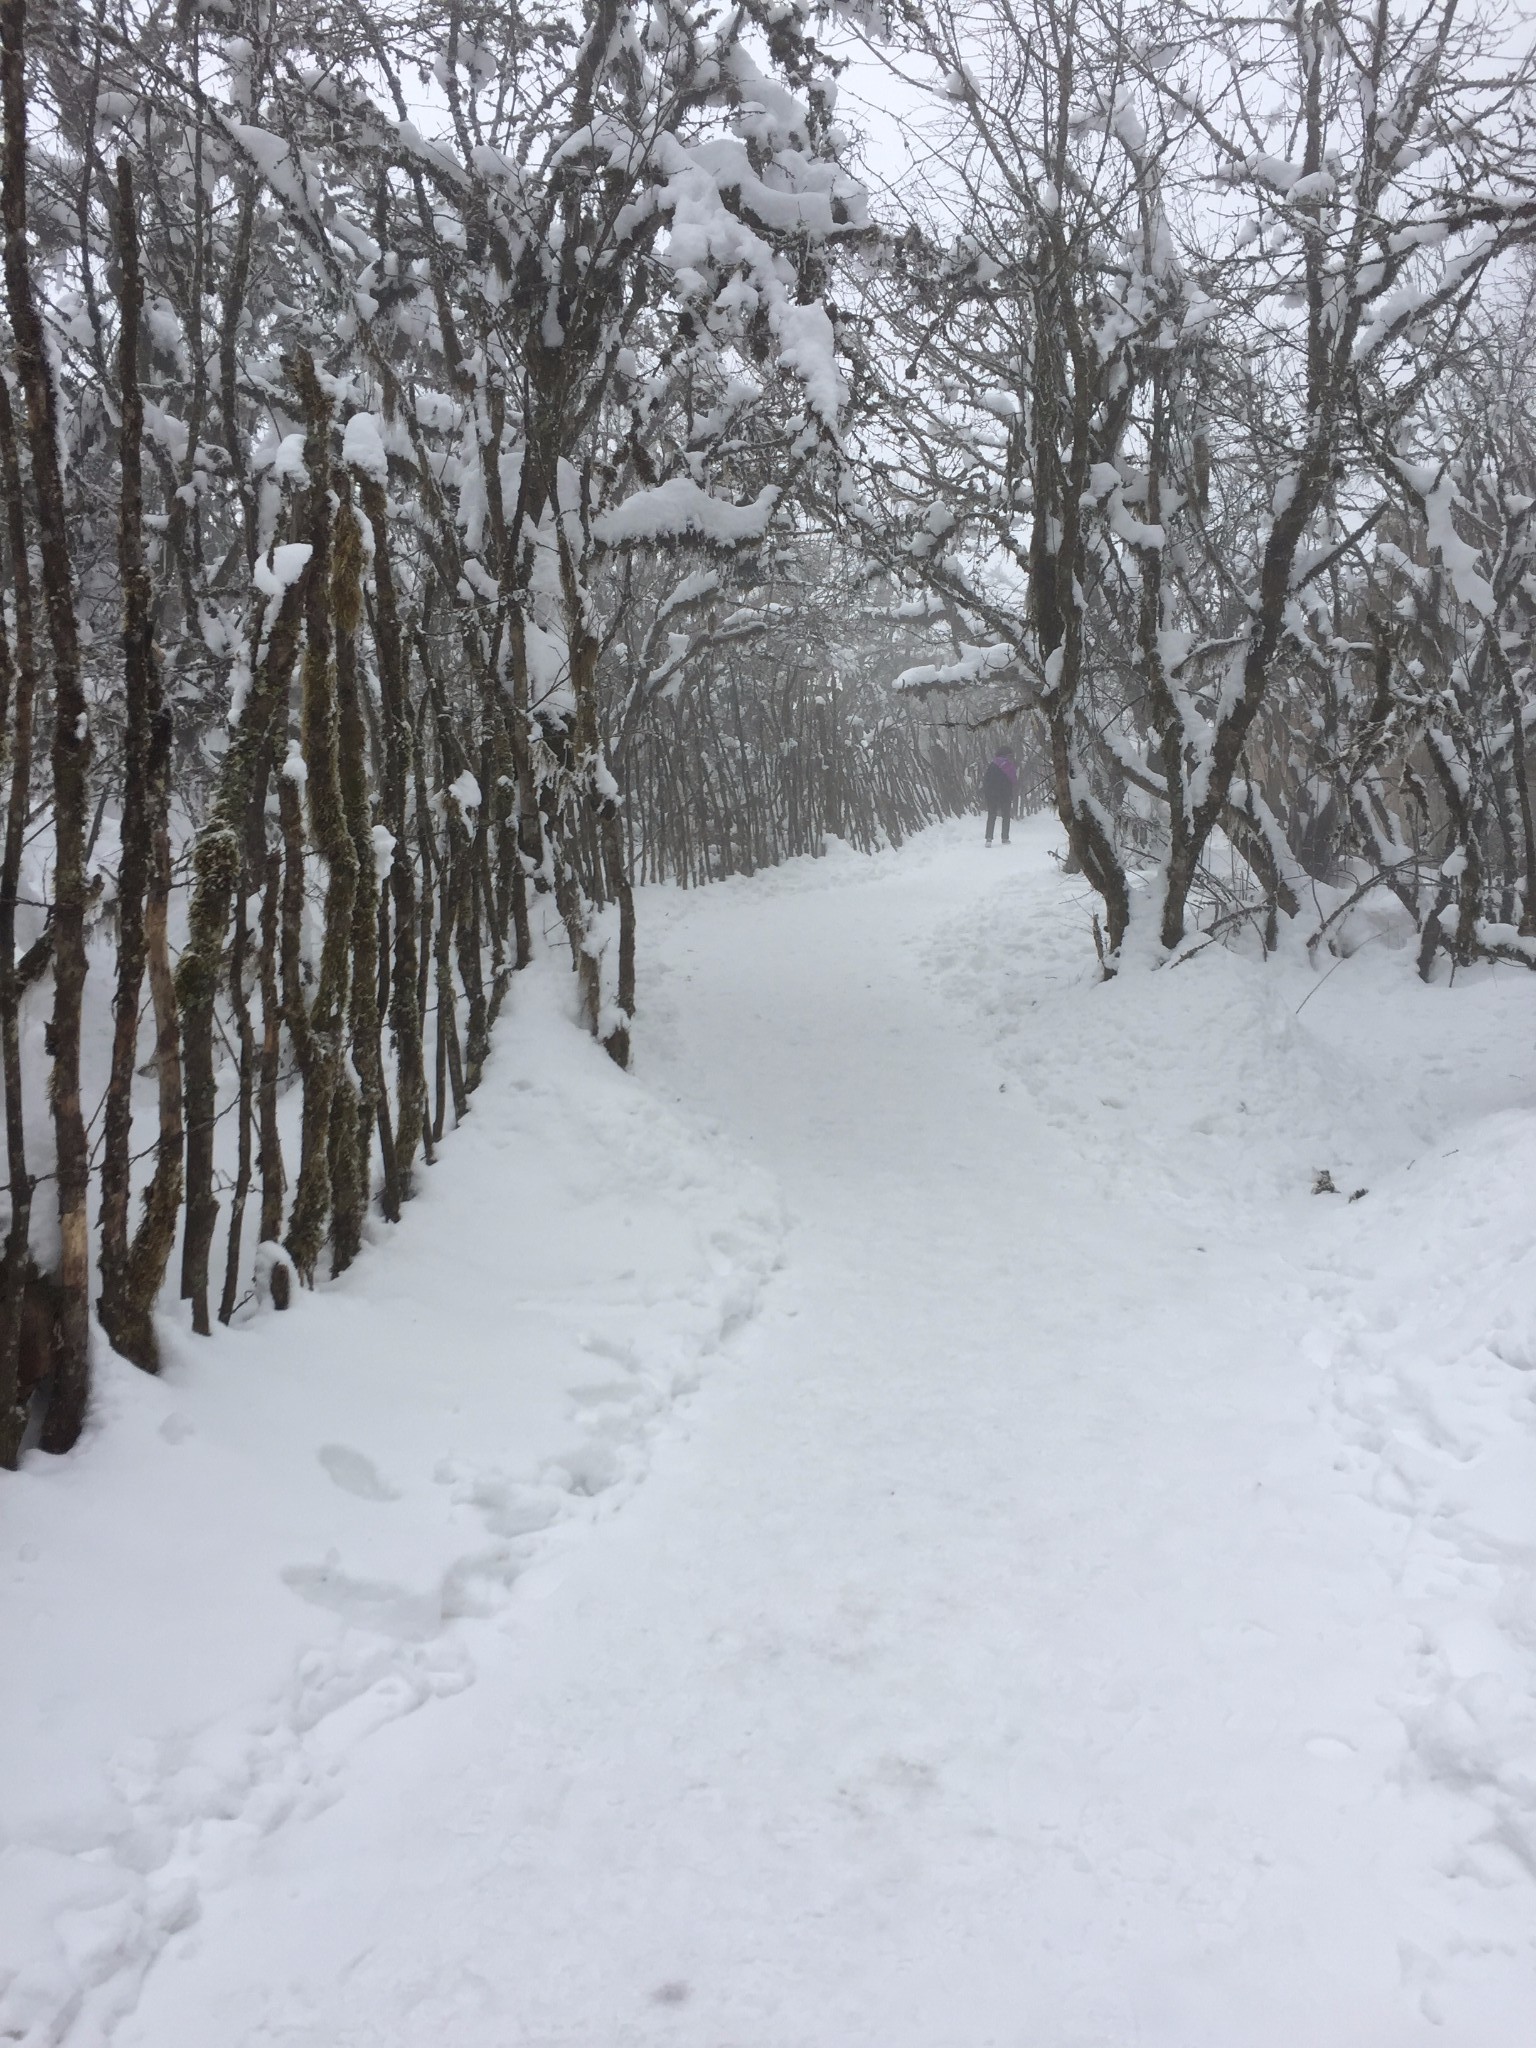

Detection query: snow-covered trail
(19, 822), (1536, 2045)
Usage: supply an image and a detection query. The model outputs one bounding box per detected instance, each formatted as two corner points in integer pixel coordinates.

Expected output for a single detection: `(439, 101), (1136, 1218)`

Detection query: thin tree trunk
(3, 0), (93, 1448)
(98, 158), (161, 1369)
(603, 807), (634, 1069)
(284, 352), (358, 1286)
(372, 884), (399, 1219)
(217, 887), (256, 1323)
(358, 478), (426, 1197)
(433, 827), (467, 1138)
(123, 769), (183, 1350)
(256, 846), (285, 1245)
(454, 805), (489, 1094)
(329, 476), (374, 1270)
(412, 686), (438, 1165)
(0, 373), (35, 1467)
(1490, 629), (1536, 938)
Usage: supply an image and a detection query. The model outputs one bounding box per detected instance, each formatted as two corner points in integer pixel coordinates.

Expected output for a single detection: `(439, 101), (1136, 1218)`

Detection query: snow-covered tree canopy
(843, 0), (1536, 960)
(0, 0), (903, 1450)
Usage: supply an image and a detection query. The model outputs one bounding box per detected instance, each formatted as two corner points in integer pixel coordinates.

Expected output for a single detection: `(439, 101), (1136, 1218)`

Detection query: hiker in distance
(983, 750), (1019, 846)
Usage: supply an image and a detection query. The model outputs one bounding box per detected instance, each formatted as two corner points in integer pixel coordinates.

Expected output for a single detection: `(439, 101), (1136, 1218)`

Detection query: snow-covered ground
(4, 817), (1534, 2046)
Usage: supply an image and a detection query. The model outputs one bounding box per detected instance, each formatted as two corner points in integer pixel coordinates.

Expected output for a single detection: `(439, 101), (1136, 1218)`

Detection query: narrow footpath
(48, 822), (1536, 2045)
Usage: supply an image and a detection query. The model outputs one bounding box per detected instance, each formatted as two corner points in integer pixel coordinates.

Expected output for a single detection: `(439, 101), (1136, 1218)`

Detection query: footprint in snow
(282, 1554), (438, 1639)
(544, 1441), (625, 1498)
(318, 1442), (401, 1501)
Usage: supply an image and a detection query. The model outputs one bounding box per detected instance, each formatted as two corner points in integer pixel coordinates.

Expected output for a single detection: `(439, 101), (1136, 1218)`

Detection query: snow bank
(0, 962), (782, 2046)
(924, 829), (1391, 1223)
(1318, 1063), (1536, 1971)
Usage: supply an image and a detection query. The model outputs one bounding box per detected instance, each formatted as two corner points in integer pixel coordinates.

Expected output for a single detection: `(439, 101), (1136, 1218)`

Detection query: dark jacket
(983, 760), (1016, 809)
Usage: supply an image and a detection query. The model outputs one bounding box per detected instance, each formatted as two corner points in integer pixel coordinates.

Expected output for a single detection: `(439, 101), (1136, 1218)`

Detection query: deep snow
(3, 817), (1534, 2045)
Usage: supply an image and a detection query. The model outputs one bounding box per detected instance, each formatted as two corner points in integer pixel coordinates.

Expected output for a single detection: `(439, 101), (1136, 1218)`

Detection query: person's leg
(985, 801), (996, 844)
(1001, 792), (1012, 843)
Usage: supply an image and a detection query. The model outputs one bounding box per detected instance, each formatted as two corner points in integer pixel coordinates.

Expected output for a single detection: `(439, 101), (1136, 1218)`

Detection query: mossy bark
(331, 476), (381, 1264)
(99, 158), (169, 1371)
(283, 352), (359, 1285)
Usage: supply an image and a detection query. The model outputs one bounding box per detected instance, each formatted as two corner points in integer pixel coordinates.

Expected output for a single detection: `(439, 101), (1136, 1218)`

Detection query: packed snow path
(9, 821), (1536, 2045)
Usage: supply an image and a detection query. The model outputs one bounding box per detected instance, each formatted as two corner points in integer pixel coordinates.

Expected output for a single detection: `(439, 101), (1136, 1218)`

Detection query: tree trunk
(283, 351), (358, 1286)
(3, 0), (93, 1449)
(330, 476), (374, 1270)
(217, 887), (256, 1324)
(256, 846), (285, 1245)
(358, 477), (427, 1198)
(0, 373), (35, 1466)
(123, 770), (183, 1354)
(98, 158), (162, 1370)
(1490, 629), (1536, 938)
